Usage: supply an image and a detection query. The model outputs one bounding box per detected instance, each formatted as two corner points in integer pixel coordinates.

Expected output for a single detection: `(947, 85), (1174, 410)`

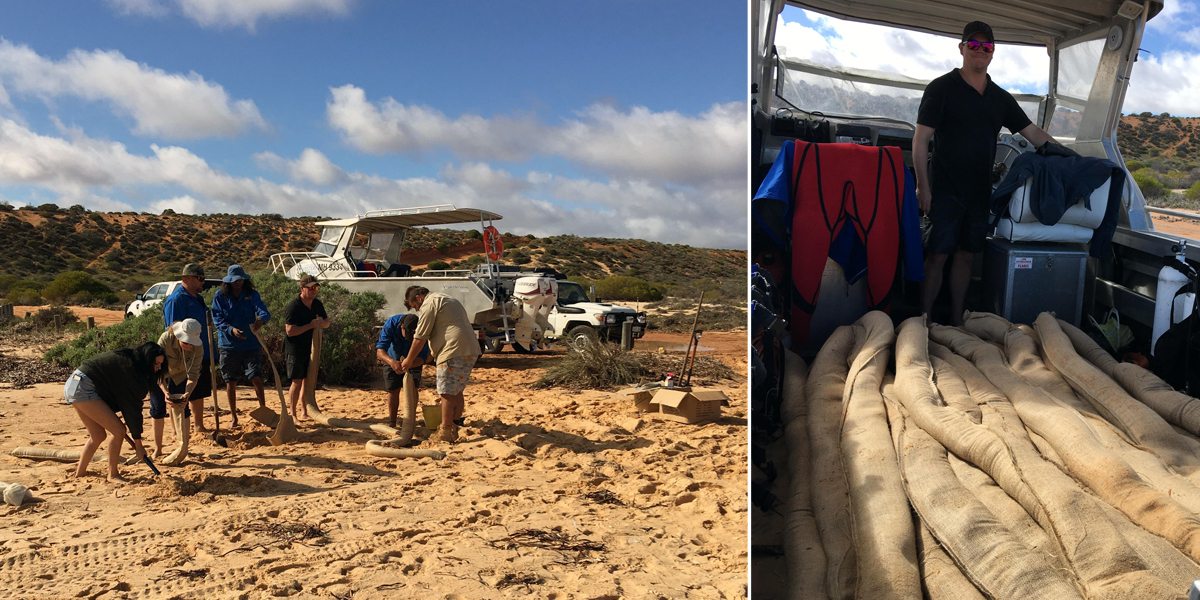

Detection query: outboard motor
(512, 276), (558, 349)
(1153, 241), (1195, 356)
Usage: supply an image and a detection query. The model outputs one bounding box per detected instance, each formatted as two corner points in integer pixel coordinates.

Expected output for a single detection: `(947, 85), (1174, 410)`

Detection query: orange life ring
(483, 226), (504, 261)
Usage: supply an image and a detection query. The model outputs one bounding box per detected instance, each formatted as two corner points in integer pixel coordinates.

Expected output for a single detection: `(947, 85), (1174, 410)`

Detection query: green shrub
(31, 305), (79, 328)
(41, 271), (118, 304)
(1187, 181), (1200, 200)
(593, 276), (665, 302)
(1133, 167), (1166, 199)
(45, 305), (164, 367)
(427, 260), (450, 270)
(464, 229), (482, 240)
(45, 273), (387, 386)
(435, 241), (451, 253)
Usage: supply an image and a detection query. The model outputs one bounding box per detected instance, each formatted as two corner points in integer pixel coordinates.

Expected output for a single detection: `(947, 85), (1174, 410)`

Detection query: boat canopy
(791, 0), (1163, 46)
(315, 204), (503, 235)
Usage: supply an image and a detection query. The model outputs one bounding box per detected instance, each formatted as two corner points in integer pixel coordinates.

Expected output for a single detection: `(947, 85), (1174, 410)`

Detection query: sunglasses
(303, 284), (320, 291)
(963, 40), (995, 53)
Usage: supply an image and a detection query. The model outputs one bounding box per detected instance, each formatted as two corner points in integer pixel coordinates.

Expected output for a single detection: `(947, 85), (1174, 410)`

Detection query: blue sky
(0, 1), (746, 248)
(777, 2), (1200, 118)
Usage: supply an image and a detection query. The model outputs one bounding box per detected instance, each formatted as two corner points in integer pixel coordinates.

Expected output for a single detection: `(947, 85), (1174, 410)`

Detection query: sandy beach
(0, 320), (748, 599)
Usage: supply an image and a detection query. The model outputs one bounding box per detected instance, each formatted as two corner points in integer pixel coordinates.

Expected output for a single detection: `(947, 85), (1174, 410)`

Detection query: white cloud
(105, 0), (353, 32)
(1149, 1), (1196, 34)
(151, 194), (202, 214)
(254, 148), (347, 185)
(326, 85), (747, 185)
(0, 119), (746, 248)
(776, 11), (1049, 94)
(0, 40), (268, 139)
(1126, 51), (1200, 117)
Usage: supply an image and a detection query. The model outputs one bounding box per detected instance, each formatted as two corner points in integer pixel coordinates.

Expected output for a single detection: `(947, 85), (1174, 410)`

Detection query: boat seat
(994, 175), (1110, 244)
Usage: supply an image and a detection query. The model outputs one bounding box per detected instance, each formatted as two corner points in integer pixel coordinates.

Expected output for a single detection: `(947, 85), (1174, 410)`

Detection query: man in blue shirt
(211, 265), (271, 428)
(376, 313), (431, 429)
(162, 263), (212, 434)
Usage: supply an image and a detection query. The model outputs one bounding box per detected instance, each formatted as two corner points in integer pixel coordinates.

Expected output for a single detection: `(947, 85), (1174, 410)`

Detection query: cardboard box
(617, 388), (656, 413)
(653, 388), (729, 424)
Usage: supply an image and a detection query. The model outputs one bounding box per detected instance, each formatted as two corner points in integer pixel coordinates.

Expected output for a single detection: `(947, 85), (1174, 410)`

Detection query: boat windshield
(313, 226), (346, 257)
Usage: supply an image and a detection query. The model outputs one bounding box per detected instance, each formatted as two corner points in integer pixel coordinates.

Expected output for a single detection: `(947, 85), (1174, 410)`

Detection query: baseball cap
(962, 21), (994, 44)
(181, 263), (205, 278)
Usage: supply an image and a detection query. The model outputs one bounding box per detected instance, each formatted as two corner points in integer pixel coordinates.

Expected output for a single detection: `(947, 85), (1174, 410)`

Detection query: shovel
(252, 329), (299, 445)
(206, 315), (228, 447)
(124, 434), (160, 476)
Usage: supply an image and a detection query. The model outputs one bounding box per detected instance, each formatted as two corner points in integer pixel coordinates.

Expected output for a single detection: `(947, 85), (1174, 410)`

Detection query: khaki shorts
(436, 356), (478, 395)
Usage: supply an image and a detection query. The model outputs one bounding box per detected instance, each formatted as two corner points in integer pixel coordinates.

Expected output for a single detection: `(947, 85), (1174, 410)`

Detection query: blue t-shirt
(376, 314), (430, 363)
(162, 285), (211, 360)
(212, 288), (271, 351)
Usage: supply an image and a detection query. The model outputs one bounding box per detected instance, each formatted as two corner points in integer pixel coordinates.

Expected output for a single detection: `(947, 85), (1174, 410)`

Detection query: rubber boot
(162, 403), (190, 466)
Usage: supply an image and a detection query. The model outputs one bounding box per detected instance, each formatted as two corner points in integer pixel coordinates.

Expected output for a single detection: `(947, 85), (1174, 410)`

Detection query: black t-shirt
(283, 296), (327, 356)
(917, 69), (1032, 206)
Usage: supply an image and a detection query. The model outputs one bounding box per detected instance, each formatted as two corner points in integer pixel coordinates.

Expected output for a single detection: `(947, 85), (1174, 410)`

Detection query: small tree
(41, 271), (118, 305)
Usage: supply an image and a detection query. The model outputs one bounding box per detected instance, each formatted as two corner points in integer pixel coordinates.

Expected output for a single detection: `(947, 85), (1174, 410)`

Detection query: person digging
(211, 264), (271, 428)
(399, 286), (480, 444)
(151, 318), (204, 465)
(376, 313), (432, 429)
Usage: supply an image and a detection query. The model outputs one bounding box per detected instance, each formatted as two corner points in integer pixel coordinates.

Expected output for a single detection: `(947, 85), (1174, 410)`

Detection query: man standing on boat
(914, 21), (1060, 326)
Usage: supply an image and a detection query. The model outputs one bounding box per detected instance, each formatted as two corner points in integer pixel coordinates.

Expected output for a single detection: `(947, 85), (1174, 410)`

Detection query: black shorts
(929, 194), (990, 255)
(219, 348), (263, 383)
(189, 358), (213, 401)
(285, 352), (309, 383)
(384, 368), (422, 391)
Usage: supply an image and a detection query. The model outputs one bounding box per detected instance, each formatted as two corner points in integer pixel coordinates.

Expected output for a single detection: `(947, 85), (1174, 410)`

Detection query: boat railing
(269, 252), (334, 275)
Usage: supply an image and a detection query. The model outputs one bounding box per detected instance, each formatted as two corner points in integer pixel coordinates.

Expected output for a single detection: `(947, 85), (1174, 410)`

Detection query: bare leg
(152, 418), (165, 458)
(948, 250), (974, 327)
(226, 382), (239, 428)
(387, 388), (400, 428)
(191, 398), (208, 433)
(920, 252), (949, 319)
(251, 377), (266, 408)
(72, 400), (130, 482)
(289, 380), (304, 420)
(74, 408), (107, 478)
(440, 394), (455, 432)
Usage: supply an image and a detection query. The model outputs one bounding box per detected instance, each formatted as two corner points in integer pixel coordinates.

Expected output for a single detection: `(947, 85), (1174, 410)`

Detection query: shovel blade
(250, 405), (280, 428)
(267, 412), (299, 446)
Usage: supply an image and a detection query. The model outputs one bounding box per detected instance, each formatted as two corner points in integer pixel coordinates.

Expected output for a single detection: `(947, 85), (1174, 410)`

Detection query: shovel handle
(124, 434), (160, 476)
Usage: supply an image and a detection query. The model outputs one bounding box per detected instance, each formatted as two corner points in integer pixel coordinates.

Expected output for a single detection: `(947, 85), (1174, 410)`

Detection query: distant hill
(0, 206), (746, 304)
(1117, 113), (1200, 163)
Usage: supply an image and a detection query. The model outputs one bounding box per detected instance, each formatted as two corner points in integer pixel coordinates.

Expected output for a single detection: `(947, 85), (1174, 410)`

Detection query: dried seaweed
(582, 490), (625, 506)
(155, 568), (209, 581)
(495, 573), (542, 589)
(221, 519), (328, 556)
(499, 528), (605, 562)
(0, 352), (72, 389)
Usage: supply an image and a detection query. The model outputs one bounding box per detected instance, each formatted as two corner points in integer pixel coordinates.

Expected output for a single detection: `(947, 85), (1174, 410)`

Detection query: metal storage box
(981, 238), (1087, 327)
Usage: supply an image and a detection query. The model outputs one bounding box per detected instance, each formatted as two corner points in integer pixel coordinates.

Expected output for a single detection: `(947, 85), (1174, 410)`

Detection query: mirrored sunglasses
(964, 40), (995, 53)
(304, 284), (320, 291)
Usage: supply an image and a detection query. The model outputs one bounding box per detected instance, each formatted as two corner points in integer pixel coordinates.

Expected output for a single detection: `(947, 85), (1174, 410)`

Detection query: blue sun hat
(223, 264), (250, 283)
